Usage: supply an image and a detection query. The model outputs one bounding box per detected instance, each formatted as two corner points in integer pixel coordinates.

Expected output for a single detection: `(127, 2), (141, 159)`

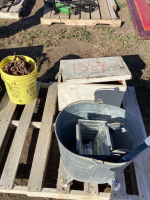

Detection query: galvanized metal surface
(78, 119), (111, 155)
(55, 101), (145, 184)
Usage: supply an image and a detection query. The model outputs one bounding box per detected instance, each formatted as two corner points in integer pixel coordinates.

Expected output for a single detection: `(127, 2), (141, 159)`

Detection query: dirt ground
(0, 0), (150, 199)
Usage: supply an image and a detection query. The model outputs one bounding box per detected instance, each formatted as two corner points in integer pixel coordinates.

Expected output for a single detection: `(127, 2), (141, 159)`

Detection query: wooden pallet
(0, 82), (149, 200)
(41, 0), (121, 27)
(0, 0), (26, 19)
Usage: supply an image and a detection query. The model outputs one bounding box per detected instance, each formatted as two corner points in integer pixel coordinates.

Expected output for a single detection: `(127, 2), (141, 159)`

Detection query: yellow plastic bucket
(0, 55), (38, 105)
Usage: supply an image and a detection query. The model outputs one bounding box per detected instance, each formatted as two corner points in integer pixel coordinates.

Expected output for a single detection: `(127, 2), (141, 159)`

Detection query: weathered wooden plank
(80, 0), (90, 19)
(58, 81), (126, 111)
(70, 0), (80, 19)
(28, 82), (57, 192)
(0, 130), (12, 164)
(43, 0), (53, 19)
(60, 57), (131, 84)
(129, 162), (139, 195)
(0, 92), (17, 152)
(111, 0), (117, 11)
(57, 158), (70, 193)
(98, 0), (111, 19)
(84, 183), (98, 195)
(1, 6), (9, 12)
(111, 172), (127, 199)
(106, 0), (117, 19)
(70, 12), (80, 19)
(0, 82), (41, 190)
(9, 120), (55, 131)
(0, 186), (140, 200)
(91, 0), (101, 19)
(50, 10), (69, 19)
(9, 0), (24, 12)
(0, 11), (19, 19)
(0, 92), (9, 111)
(41, 17), (121, 27)
(123, 87), (150, 200)
(80, 10), (90, 19)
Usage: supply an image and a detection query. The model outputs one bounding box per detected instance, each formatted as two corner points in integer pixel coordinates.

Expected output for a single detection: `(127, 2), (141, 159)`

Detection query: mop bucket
(0, 55), (38, 105)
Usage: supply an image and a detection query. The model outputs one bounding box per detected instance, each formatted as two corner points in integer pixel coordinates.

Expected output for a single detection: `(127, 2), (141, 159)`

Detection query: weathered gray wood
(98, 0), (111, 19)
(91, 0), (101, 19)
(60, 57), (131, 84)
(111, 0), (117, 10)
(70, 0), (80, 19)
(58, 81), (126, 111)
(0, 92), (17, 152)
(0, 92), (9, 111)
(1, 7), (9, 12)
(84, 183), (98, 196)
(9, 120), (55, 132)
(0, 130), (12, 164)
(0, 186), (140, 199)
(41, 17), (121, 27)
(43, 0), (53, 19)
(123, 87), (150, 200)
(9, 0), (25, 12)
(80, 5), (90, 19)
(57, 158), (70, 193)
(50, 10), (69, 19)
(28, 82), (57, 192)
(129, 162), (139, 195)
(111, 172), (127, 199)
(106, 0), (117, 19)
(0, 82), (41, 190)
(0, 12), (19, 19)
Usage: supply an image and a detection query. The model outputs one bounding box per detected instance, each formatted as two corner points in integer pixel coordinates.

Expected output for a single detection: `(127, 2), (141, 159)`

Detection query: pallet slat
(9, 0), (25, 12)
(28, 82), (57, 192)
(98, 0), (111, 19)
(41, 17), (121, 26)
(106, 0), (117, 19)
(91, 0), (101, 19)
(80, 1), (90, 20)
(50, 10), (69, 19)
(123, 87), (150, 200)
(9, 120), (55, 131)
(0, 130), (12, 164)
(0, 82), (41, 190)
(43, 0), (53, 18)
(0, 186), (139, 199)
(84, 183), (98, 195)
(111, 172), (127, 199)
(0, 92), (17, 151)
(57, 158), (70, 193)
(70, 0), (80, 20)
(1, 6), (9, 12)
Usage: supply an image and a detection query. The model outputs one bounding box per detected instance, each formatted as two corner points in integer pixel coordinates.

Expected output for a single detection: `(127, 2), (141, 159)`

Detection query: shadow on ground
(1, 0), (44, 38)
(38, 54), (82, 82)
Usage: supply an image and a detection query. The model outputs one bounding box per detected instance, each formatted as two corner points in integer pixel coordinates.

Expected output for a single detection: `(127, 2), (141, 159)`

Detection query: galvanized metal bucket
(55, 101), (145, 184)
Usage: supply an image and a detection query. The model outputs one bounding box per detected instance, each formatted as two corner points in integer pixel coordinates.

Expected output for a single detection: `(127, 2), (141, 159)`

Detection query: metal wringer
(76, 119), (121, 191)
